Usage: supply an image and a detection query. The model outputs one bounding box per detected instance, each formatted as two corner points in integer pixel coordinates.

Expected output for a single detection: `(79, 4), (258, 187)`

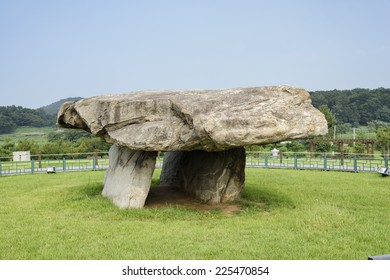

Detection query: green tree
(0, 105), (53, 130)
(376, 127), (390, 155)
(40, 142), (62, 156)
(0, 138), (15, 158)
(336, 123), (352, 134)
(314, 141), (332, 153)
(63, 130), (91, 142)
(47, 131), (64, 142)
(40, 140), (75, 157)
(0, 114), (16, 134)
(311, 88), (390, 126)
(353, 142), (366, 155)
(286, 141), (305, 152)
(15, 139), (40, 154)
(367, 120), (390, 132)
(374, 107), (390, 123)
(319, 104), (336, 136)
(75, 137), (110, 153)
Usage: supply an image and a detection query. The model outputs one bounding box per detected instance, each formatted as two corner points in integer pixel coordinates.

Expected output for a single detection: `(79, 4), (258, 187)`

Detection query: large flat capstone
(57, 86), (327, 208)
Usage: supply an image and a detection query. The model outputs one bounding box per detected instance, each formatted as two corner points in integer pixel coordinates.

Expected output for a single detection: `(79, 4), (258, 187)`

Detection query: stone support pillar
(102, 144), (157, 208)
(159, 148), (246, 204)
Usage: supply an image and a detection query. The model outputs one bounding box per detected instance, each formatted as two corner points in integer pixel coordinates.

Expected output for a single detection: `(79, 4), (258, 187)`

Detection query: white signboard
(13, 151), (31, 162)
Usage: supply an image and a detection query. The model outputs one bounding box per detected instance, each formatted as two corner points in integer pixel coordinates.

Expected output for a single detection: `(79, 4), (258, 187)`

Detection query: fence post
(94, 152), (99, 166)
(323, 154), (327, 171)
(264, 154), (268, 167)
(0, 160), (2, 176)
(31, 159), (35, 175)
(294, 153), (298, 169)
(62, 157), (66, 171)
(38, 154), (42, 169)
(354, 155), (358, 173)
(385, 155), (388, 168)
(92, 157), (97, 171)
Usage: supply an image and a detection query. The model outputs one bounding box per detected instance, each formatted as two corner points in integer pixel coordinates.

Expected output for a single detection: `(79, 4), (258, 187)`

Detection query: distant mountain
(39, 97), (82, 116)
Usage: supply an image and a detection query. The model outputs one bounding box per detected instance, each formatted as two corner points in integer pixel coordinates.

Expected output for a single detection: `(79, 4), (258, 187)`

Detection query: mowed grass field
(0, 168), (389, 260)
(0, 126), (53, 144)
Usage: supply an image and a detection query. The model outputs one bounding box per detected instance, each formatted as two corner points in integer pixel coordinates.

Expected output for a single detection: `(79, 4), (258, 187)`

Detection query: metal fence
(0, 153), (109, 176)
(0, 152), (165, 176)
(246, 151), (388, 173)
(0, 151), (388, 176)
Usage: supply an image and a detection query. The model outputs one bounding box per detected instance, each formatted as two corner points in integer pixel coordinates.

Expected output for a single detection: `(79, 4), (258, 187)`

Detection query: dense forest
(310, 87), (390, 125)
(0, 106), (52, 133)
(0, 97), (81, 134)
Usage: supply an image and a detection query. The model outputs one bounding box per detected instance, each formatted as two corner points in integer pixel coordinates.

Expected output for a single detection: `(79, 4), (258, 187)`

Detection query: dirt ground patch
(145, 186), (241, 215)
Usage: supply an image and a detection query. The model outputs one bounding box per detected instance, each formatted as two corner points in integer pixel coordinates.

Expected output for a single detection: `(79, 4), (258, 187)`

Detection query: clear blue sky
(1, 0), (389, 108)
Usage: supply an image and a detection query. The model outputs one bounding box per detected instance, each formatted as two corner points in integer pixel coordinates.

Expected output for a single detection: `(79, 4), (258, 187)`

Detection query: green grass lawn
(0, 168), (389, 260)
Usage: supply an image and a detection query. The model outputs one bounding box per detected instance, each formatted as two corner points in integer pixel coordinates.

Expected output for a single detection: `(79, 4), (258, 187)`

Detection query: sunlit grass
(0, 126), (53, 144)
(0, 168), (389, 259)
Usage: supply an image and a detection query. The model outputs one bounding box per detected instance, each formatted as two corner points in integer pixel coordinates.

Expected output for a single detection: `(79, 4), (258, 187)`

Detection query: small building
(13, 151), (31, 162)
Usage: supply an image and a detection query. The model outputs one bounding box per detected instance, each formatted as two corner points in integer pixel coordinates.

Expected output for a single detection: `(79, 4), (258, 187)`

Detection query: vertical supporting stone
(103, 144), (157, 208)
(159, 148), (245, 204)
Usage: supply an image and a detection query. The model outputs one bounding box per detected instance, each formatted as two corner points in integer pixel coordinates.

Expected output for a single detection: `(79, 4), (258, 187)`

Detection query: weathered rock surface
(103, 144), (157, 208)
(160, 148), (246, 204)
(57, 86), (327, 208)
(58, 86), (327, 152)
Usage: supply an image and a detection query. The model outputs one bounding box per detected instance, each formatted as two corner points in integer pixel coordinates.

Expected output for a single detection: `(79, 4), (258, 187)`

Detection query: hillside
(0, 97), (82, 134)
(0, 106), (52, 133)
(310, 87), (390, 125)
(39, 97), (82, 116)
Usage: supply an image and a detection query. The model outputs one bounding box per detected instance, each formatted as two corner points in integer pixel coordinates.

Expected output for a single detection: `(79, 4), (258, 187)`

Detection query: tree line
(310, 89), (390, 154)
(0, 129), (110, 159)
(0, 106), (54, 133)
(0, 97), (81, 134)
(310, 87), (390, 126)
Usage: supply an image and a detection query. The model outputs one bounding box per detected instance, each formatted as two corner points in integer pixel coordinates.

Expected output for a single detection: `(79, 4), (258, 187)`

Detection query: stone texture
(160, 148), (246, 204)
(58, 86), (328, 152)
(102, 144), (157, 208)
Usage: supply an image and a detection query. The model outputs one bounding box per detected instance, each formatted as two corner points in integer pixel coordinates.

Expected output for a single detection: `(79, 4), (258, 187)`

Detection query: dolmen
(57, 86), (328, 208)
